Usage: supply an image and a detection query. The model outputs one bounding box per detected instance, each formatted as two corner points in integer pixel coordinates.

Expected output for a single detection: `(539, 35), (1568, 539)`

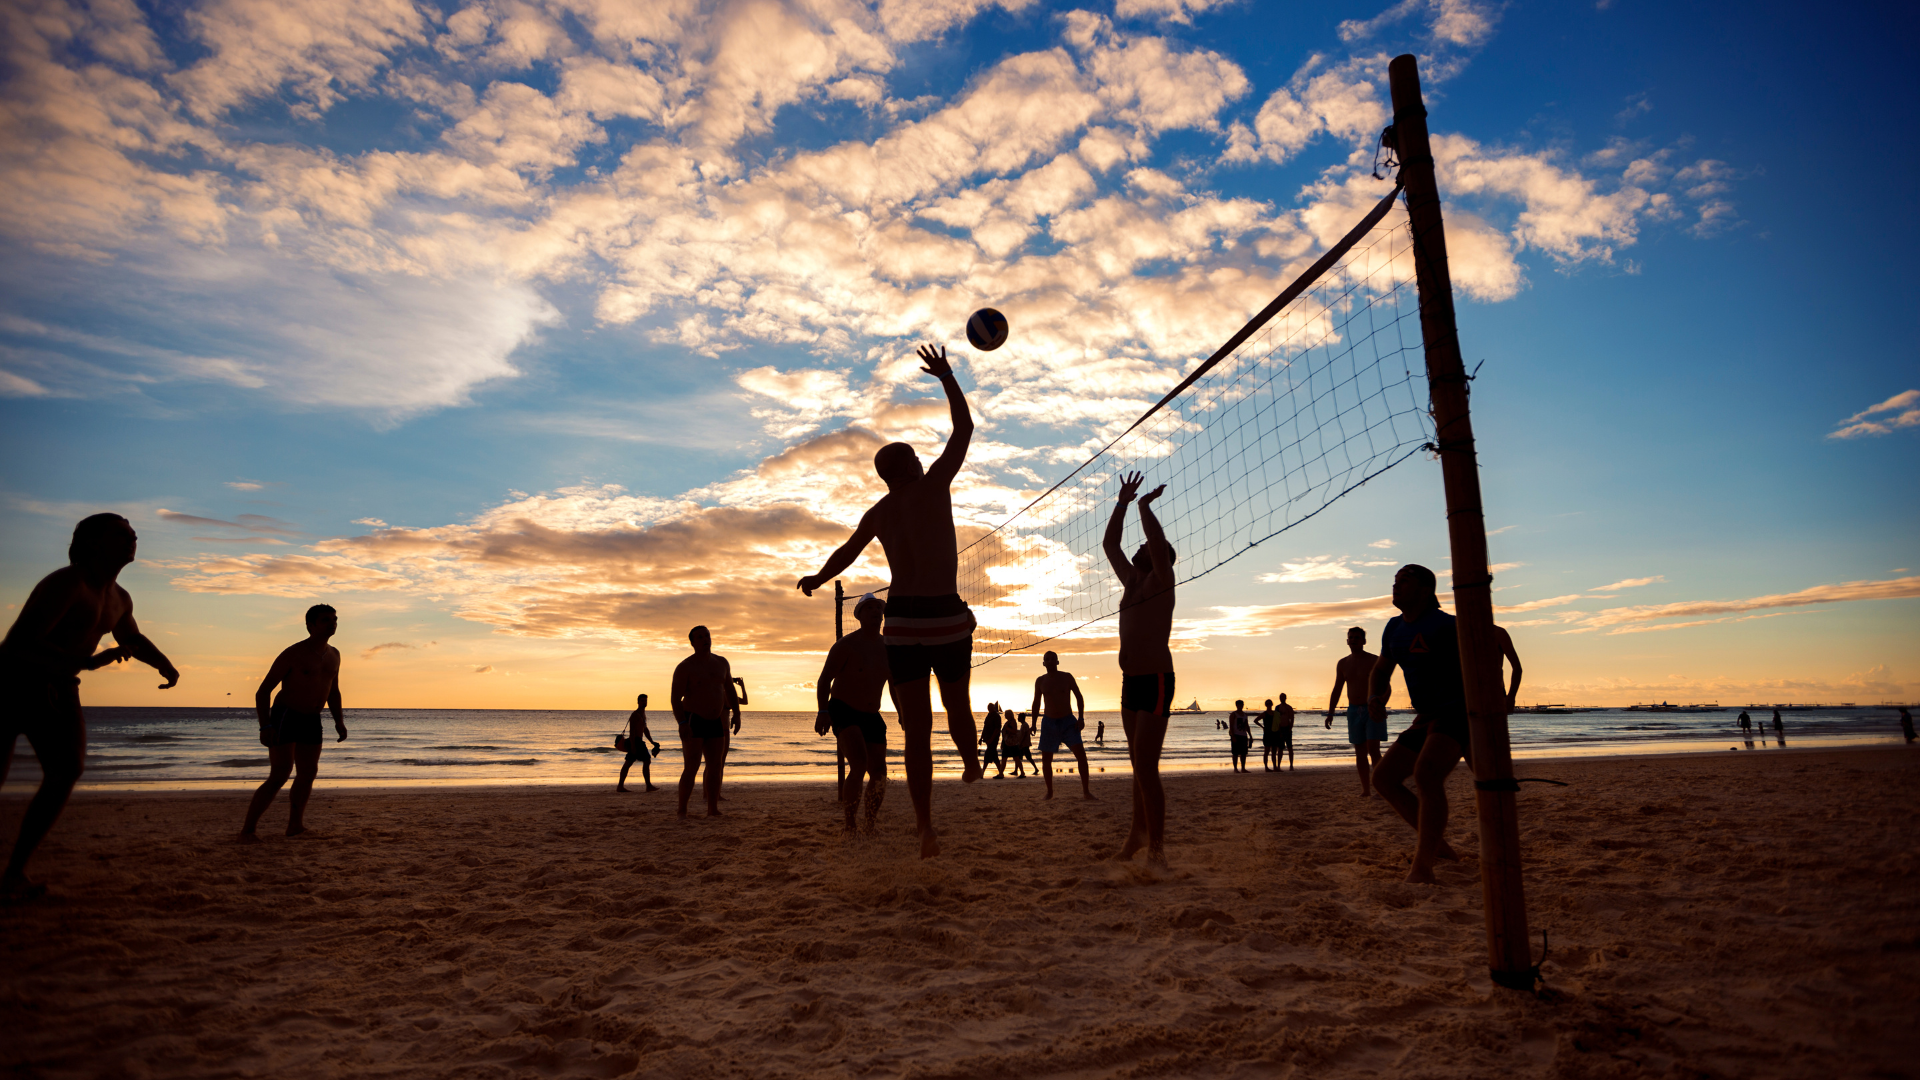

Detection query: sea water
(1, 705), (1908, 791)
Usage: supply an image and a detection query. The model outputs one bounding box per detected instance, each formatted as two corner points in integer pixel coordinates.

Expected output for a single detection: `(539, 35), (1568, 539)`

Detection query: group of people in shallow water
(7, 343), (1554, 900)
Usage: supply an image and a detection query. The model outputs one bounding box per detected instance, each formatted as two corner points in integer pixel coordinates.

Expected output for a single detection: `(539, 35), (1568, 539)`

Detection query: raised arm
(1137, 485), (1171, 581)
(112, 598), (179, 689)
(798, 510), (879, 596)
(1103, 471), (1145, 582)
(1494, 625), (1522, 711)
(919, 344), (974, 486)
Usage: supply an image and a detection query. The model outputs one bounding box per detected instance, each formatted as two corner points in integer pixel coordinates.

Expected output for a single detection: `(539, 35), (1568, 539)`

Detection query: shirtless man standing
(1273, 694), (1297, 771)
(1104, 472), (1176, 865)
(241, 604), (346, 841)
(798, 344), (982, 858)
(1369, 564), (1471, 884)
(1, 514), (179, 900)
(1030, 651), (1094, 801)
(671, 626), (742, 819)
(618, 694), (661, 793)
(1326, 627), (1385, 795)
(815, 595), (890, 833)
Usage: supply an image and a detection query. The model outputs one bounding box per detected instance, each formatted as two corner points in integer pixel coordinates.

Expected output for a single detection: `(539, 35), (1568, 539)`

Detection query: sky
(1, 0), (1915, 713)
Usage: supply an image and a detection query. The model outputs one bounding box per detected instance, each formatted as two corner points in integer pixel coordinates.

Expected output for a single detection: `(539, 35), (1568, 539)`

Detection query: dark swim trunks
(827, 698), (888, 745)
(267, 700), (324, 746)
(625, 742), (652, 764)
(883, 594), (975, 684)
(1, 671), (82, 742)
(1120, 672), (1176, 717)
(685, 714), (728, 740)
(1039, 715), (1082, 754)
(1394, 713), (1474, 764)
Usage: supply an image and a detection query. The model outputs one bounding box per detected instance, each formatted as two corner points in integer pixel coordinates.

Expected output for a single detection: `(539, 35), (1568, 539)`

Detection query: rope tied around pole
(1491, 930), (1553, 997)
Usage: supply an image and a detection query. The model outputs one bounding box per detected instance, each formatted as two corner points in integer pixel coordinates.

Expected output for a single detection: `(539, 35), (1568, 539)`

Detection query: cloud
(1180, 595), (1397, 638)
(353, 518), (389, 528)
(1555, 576), (1920, 634)
(1337, 0), (1498, 47)
(1828, 389), (1920, 440)
(363, 640), (434, 659)
(225, 481), (265, 491)
(1495, 594), (1584, 613)
(156, 509), (302, 536)
(474, 664), (494, 674)
(1592, 575), (1664, 591)
(1255, 555), (1366, 583)
(1113, 0), (1234, 24)
(1368, 538), (1397, 548)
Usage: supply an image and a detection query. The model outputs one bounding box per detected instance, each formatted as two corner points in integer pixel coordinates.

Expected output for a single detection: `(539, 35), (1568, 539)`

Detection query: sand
(3, 747), (1917, 1079)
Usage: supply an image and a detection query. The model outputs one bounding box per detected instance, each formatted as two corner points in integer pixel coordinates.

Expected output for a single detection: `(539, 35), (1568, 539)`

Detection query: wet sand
(4, 746), (1917, 1078)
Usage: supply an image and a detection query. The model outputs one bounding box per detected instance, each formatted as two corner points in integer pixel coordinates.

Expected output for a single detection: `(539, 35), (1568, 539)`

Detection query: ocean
(1, 704), (1909, 791)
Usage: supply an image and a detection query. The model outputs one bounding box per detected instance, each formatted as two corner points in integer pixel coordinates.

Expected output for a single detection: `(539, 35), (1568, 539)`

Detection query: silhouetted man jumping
(2, 514), (179, 901)
(242, 604), (346, 841)
(1030, 650), (1094, 801)
(1104, 471), (1176, 865)
(1369, 564), (1470, 885)
(672, 626), (742, 819)
(815, 594), (890, 834)
(798, 343), (982, 858)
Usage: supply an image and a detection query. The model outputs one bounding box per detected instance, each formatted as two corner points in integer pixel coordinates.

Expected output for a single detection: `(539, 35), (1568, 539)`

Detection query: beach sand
(4, 747), (1917, 1078)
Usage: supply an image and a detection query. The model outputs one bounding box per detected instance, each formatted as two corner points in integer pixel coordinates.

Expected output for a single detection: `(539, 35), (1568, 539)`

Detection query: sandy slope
(3, 747), (1917, 1079)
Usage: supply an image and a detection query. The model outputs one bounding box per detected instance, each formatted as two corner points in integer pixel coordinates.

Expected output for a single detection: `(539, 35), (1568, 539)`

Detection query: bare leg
(1372, 732), (1421, 830)
(1041, 748), (1055, 799)
(285, 743), (322, 836)
(241, 744), (294, 841)
(1287, 735), (1295, 771)
(618, 757), (634, 791)
(933, 669), (982, 783)
(642, 757), (656, 791)
(1406, 732), (1463, 884)
(676, 736), (704, 820)
(1352, 744), (1373, 795)
(837, 729), (869, 833)
(862, 737), (888, 833)
(1115, 707), (1168, 865)
(892, 678), (940, 858)
(1070, 743), (1095, 799)
(3, 702), (86, 893)
(702, 736), (726, 816)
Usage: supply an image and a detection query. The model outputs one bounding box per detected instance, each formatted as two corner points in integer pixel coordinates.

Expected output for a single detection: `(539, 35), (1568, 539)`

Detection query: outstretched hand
(84, 646), (130, 671)
(917, 343), (954, 379)
(1139, 483), (1166, 506)
(797, 574), (825, 597)
(156, 663), (180, 690)
(1117, 470), (1144, 503)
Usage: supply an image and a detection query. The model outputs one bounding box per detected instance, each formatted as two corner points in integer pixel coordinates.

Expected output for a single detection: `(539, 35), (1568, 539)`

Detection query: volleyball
(966, 307), (1009, 351)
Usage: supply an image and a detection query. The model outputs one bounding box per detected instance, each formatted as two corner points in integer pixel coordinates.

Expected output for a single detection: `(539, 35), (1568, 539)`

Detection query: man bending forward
(799, 344), (983, 858)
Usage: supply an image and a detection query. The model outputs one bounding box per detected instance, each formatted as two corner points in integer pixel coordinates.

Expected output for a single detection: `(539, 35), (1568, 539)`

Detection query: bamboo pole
(833, 580), (846, 795)
(1388, 54), (1535, 991)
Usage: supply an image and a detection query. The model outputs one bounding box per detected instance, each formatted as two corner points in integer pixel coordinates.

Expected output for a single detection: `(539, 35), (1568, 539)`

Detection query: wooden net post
(833, 580), (846, 794)
(1388, 53), (1535, 991)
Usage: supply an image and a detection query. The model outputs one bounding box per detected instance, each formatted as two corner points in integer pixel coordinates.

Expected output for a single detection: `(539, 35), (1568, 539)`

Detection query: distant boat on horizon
(1626, 701), (1722, 713)
(1170, 700), (1207, 714)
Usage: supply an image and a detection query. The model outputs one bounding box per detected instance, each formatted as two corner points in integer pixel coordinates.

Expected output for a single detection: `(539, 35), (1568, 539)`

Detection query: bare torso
(1117, 571), (1175, 675)
(270, 640), (341, 712)
(1333, 650), (1377, 708)
(0, 568), (129, 675)
(1276, 702), (1295, 728)
(1034, 670), (1079, 717)
(827, 630), (890, 713)
(869, 482), (958, 595)
(1229, 710), (1249, 736)
(673, 653), (736, 720)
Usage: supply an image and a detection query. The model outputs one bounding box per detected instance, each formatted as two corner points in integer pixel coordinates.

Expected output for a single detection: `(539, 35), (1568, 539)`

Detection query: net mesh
(955, 192), (1432, 664)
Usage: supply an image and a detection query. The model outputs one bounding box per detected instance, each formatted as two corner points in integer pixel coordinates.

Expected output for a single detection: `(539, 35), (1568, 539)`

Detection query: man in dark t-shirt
(1369, 564), (1471, 884)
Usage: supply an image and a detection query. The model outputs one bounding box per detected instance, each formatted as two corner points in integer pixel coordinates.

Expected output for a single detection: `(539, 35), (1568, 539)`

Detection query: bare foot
(645, 784), (658, 792)
(1437, 840), (1461, 862)
(0, 875), (48, 905)
(1403, 863), (1438, 885)
(617, 786), (629, 792)
(962, 763), (983, 783)
(237, 832), (261, 844)
(1081, 790), (1097, 800)
(1043, 788), (1055, 800)
(285, 825), (308, 838)
(706, 808), (724, 818)
(919, 828), (941, 859)
(1145, 847), (1169, 870)
(1115, 831), (1145, 861)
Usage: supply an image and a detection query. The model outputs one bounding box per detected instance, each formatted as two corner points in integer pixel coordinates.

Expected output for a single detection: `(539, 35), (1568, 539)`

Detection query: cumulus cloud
(1828, 389), (1920, 440)
(1255, 555), (1366, 583)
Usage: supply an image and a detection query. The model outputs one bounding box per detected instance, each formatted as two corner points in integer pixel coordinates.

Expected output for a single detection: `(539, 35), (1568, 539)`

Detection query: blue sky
(1, 0), (1914, 710)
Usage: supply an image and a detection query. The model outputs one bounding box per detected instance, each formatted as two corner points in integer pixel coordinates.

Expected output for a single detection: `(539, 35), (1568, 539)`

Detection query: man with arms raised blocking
(798, 344), (982, 858)
(1369, 564), (1471, 884)
(1104, 472), (1176, 866)
(1, 514), (179, 901)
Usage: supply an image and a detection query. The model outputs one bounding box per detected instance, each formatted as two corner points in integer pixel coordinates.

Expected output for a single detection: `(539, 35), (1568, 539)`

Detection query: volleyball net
(954, 183), (1432, 663)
